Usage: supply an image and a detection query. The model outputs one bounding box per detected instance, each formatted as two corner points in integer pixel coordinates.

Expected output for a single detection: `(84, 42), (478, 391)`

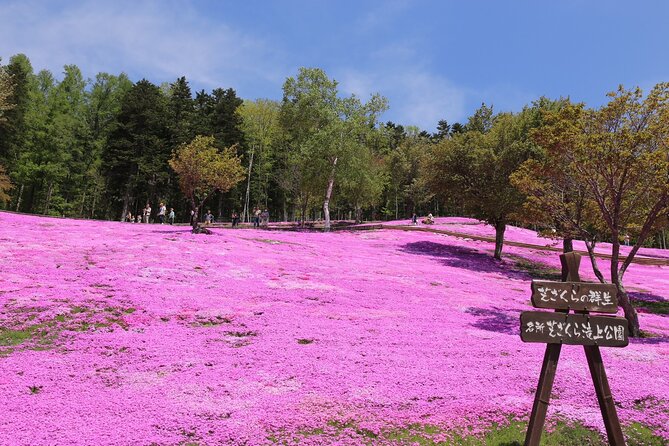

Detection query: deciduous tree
(169, 135), (245, 232)
(521, 85), (669, 336)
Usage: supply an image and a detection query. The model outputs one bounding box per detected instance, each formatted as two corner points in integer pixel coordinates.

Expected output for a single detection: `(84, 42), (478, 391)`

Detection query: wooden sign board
(520, 311), (628, 347)
(531, 280), (618, 313)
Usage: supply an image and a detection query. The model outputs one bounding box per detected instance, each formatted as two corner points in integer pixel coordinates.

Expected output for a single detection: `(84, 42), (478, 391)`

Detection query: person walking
(168, 208), (175, 225)
(253, 207), (261, 228)
(158, 202), (166, 224)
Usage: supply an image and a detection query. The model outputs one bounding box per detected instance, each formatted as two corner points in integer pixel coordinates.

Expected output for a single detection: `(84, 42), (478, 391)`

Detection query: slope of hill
(0, 212), (667, 445)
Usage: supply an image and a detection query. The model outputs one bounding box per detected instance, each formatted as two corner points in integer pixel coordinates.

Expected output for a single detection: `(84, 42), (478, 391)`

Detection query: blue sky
(1, 0), (668, 130)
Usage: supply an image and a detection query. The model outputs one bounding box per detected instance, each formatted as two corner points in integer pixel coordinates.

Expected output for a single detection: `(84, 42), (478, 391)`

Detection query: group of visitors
(125, 202), (175, 225)
(252, 207), (270, 228)
(411, 213), (435, 225)
(121, 203), (290, 229)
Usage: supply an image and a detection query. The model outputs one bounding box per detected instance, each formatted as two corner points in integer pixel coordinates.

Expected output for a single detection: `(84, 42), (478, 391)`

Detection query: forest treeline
(0, 53), (668, 335)
(0, 54), (451, 226)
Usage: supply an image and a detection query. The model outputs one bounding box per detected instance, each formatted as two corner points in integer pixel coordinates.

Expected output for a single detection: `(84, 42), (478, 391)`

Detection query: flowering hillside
(0, 212), (667, 445)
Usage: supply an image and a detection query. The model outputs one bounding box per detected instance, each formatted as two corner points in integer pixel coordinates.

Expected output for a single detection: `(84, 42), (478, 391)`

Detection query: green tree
(0, 54), (33, 210)
(167, 77), (195, 147)
(237, 98), (281, 221)
(424, 104), (544, 259)
(280, 67), (387, 230)
(0, 58), (13, 125)
(520, 85), (669, 336)
(169, 135), (245, 232)
(0, 163), (11, 203)
(103, 79), (169, 220)
(81, 72), (132, 218)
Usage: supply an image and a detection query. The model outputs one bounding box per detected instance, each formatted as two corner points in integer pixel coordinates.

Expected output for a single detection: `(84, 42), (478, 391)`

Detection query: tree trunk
(562, 238), (573, 253)
(14, 183), (23, 212)
(243, 148), (254, 223)
(584, 239), (607, 283)
(615, 283), (640, 337)
(300, 194), (308, 226)
(91, 185), (99, 219)
(323, 157), (338, 232)
(43, 181), (53, 215)
(26, 183), (36, 213)
(79, 188), (87, 218)
(355, 205), (362, 224)
(493, 221), (506, 260)
(121, 182), (131, 222)
(611, 240), (641, 337)
(190, 197), (199, 232)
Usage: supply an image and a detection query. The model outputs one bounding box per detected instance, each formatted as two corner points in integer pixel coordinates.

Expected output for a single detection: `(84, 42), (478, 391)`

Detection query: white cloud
(0, 0), (285, 94)
(337, 68), (467, 131)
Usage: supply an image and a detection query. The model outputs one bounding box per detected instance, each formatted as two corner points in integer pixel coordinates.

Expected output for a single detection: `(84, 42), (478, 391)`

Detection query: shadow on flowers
(465, 306), (520, 335)
(400, 241), (528, 280)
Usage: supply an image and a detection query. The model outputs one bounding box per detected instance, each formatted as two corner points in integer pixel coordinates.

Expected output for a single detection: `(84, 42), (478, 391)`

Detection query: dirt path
(353, 224), (669, 266)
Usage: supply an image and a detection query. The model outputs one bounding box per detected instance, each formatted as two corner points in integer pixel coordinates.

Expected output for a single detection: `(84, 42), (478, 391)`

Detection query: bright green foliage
(169, 135), (245, 230)
(382, 126), (433, 219)
(80, 72), (133, 218)
(279, 67), (387, 229)
(0, 59), (13, 126)
(237, 99), (281, 218)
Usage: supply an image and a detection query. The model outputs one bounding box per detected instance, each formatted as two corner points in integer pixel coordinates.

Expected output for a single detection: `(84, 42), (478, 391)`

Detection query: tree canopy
(169, 135), (245, 231)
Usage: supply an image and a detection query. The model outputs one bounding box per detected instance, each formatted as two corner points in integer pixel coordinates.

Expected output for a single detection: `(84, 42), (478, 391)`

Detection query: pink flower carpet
(0, 212), (667, 445)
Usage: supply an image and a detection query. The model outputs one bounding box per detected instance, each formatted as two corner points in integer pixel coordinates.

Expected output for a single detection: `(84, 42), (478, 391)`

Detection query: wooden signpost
(520, 252), (628, 446)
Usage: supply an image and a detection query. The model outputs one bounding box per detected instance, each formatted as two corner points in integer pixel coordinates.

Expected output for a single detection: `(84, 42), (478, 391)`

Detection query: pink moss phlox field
(0, 212), (667, 445)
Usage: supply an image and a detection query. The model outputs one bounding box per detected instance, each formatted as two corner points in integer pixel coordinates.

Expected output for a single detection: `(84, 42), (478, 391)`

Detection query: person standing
(253, 207), (261, 228)
(158, 202), (167, 224)
(411, 213), (417, 225)
(144, 203), (152, 223)
(168, 208), (175, 225)
(232, 211), (239, 228)
(261, 209), (269, 228)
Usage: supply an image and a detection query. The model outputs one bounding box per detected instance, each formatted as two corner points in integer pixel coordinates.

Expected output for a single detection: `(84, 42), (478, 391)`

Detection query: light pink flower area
(0, 212), (667, 445)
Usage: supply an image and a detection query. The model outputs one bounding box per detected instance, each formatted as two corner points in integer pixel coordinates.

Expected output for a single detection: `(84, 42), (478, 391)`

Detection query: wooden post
(524, 252), (627, 446)
(524, 252), (575, 446)
(584, 345), (626, 445)
(524, 343), (562, 446)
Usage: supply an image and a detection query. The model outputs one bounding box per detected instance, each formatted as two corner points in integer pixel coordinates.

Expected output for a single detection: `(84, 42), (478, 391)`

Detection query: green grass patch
(267, 418), (667, 445)
(624, 422), (667, 446)
(0, 326), (35, 347)
(632, 299), (669, 315)
(0, 322), (59, 355)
